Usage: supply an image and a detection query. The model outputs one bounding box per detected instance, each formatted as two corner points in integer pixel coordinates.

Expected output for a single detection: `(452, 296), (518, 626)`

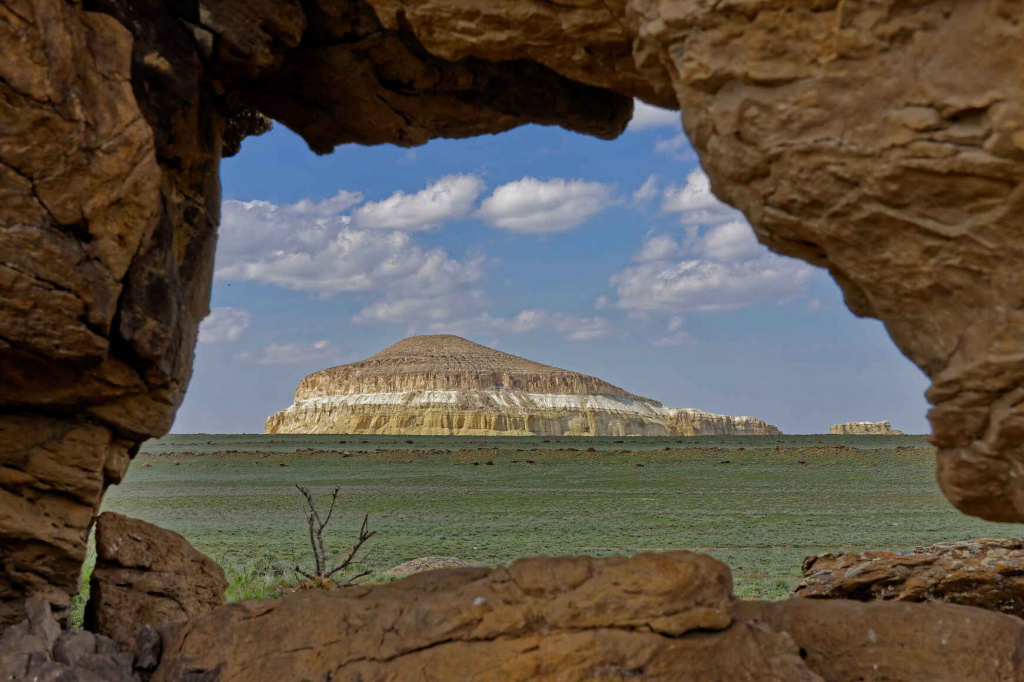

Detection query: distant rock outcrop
(266, 335), (781, 437)
(829, 421), (903, 436)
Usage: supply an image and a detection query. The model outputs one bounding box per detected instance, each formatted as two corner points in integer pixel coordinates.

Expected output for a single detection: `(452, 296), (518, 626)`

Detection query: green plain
(97, 433), (1024, 602)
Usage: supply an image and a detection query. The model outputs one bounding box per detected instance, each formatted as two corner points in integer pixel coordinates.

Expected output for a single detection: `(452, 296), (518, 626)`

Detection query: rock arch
(2, 0), (1022, 637)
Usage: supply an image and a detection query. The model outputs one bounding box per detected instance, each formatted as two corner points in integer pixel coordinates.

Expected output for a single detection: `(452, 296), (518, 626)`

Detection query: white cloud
(653, 331), (697, 347)
(627, 100), (681, 131)
(352, 289), (489, 325)
(216, 195), (487, 301)
(352, 174), (484, 231)
(661, 168), (744, 225)
(476, 177), (617, 234)
(428, 310), (611, 341)
(654, 134), (697, 162)
(634, 234), (681, 263)
(632, 174), (660, 206)
(610, 255), (814, 314)
(806, 298), (822, 312)
(653, 316), (696, 347)
(700, 220), (764, 262)
(197, 307), (251, 344)
(249, 340), (347, 366)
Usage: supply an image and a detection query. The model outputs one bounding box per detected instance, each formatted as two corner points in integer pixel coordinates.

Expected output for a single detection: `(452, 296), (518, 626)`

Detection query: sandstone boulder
(734, 598), (1024, 682)
(154, 551), (819, 681)
(84, 512), (227, 646)
(794, 539), (1024, 618)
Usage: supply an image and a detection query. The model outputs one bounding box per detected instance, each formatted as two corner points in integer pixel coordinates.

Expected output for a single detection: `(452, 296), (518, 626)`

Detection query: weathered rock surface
(267, 335), (781, 437)
(153, 550), (1024, 681)
(0, 596), (154, 682)
(154, 551), (820, 681)
(794, 539), (1024, 618)
(0, 0), (221, 625)
(734, 598), (1024, 682)
(829, 421), (904, 436)
(383, 556), (471, 578)
(84, 512), (227, 647)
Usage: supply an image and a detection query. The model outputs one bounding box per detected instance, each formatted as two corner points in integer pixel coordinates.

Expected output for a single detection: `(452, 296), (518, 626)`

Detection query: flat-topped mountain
(830, 420), (903, 436)
(266, 335), (781, 437)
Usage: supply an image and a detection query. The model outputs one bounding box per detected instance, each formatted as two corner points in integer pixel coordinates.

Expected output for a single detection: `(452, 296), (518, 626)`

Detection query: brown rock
(794, 539), (1024, 618)
(154, 552), (818, 681)
(85, 512), (227, 647)
(734, 598), (1024, 682)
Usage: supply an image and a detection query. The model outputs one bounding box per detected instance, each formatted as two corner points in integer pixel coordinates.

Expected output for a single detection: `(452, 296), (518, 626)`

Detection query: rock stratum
(829, 421), (904, 436)
(266, 335), (781, 437)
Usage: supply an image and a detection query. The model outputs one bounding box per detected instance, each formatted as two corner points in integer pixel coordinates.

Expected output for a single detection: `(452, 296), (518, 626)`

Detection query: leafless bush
(294, 485), (375, 586)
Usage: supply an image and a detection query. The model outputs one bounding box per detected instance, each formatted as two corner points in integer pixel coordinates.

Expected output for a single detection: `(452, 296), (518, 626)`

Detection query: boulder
(794, 539), (1024, 618)
(84, 512), (227, 646)
(0, 596), (143, 682)
(734, 598), (1024, 682)
(153, 552), (819, 681)
(383, 556), (471, 578)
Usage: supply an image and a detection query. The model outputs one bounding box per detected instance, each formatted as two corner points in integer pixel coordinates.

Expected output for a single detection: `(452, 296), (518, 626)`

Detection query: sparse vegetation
(99, 433), (1024, 601)
(293, 484), (375, 586)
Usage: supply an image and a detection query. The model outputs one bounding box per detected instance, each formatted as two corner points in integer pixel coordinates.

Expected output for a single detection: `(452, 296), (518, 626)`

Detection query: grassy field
(96, 433), (1024, 605)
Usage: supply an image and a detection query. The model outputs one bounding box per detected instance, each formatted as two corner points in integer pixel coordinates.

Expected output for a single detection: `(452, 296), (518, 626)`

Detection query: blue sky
(174, 102), (930, 435)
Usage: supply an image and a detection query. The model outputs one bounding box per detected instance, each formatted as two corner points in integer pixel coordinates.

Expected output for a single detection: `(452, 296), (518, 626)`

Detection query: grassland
(96, 433), (1024, 605)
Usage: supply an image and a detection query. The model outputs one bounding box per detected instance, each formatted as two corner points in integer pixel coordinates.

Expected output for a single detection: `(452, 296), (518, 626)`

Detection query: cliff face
(830, 421), (903, 436)
(266, 336), (781, 437)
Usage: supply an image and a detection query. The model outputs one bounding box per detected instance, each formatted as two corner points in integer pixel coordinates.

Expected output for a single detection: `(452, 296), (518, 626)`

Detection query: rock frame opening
(2, 0), (1022, 676)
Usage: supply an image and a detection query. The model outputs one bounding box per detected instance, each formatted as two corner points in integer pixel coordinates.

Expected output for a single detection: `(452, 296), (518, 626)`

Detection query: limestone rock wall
(266, 392), (780, 437)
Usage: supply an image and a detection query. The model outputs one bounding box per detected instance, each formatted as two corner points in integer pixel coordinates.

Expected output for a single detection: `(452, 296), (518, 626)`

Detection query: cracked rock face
(794, 538), (1024, 618)
(84, 512), (227, 647)
(153, 552), (821, 681)
(154, 551), (1024, 681)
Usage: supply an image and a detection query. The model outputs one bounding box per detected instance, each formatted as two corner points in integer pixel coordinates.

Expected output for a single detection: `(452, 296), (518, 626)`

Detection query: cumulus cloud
(700, 220), (764, 262)
(352, 289), (490, 325)
(610, 256), (814, 313)
(429, 310), (611, 341)
(632, 174), (660, 207)
(652, 316), (696, 347)
(634, 234), (681, 263)
(661, 169), (744, 225)
(352, 175), (484, 231)
(248, 340), (347, 366)
(654, 134), (697, 162)
(476, 177), (617, 234)
(216, 194), (487, 302)
(627, 100), (681, 131)
(198, 307), (251, 344)
(608, 174), (815, 316)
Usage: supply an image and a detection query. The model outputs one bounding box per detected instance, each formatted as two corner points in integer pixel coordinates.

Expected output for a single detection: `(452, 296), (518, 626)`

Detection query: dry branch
(294, 485), (375, 585)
